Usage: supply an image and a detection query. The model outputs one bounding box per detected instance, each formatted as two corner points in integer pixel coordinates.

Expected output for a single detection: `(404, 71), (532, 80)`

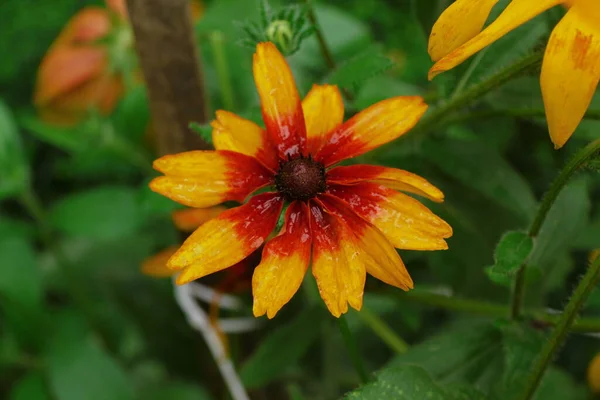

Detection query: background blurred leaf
(143, 382), (213, 400)
(0, 238), (44, 348)
(0, 100), (28, 200)
(241, 307), (324, 388)
(9, 372), (49, 400)
(49, 186), (142, 240)
(328, 47), (393, 92)
(44, 311), (134, 400)
(423, 136), (537, 222)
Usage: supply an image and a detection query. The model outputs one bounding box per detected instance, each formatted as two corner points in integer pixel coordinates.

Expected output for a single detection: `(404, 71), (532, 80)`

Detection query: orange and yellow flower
(33, 0), (127, 126)
(150, 42), (452, 318)
(428, 0), (600, 149)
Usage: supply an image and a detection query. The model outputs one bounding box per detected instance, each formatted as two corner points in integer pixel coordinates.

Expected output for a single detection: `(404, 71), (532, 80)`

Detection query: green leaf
(18, 112), (88, 153)
(423, 137), (537, 222)
(49, 186), (142, 240)
(328, 47), (394, 92)
(0, 215), (35, 241)
(533, 367), (588, 400)
(528, 179), (590, 294)
(0, 238), (44, 347)
(10, 372), (49, 400)
(189, 122), (213, 146)
(485, 231), (534, 286)
(143, 382), (213, 400)
(497, 323), (544, 398)
(387, 321), (502, 383)
(240, 307), (324, 388)
(44, 311), (134, 400)
(344, 366), (446, 399)
(0, 100), (28, 200)
(112, 85), (150, 144)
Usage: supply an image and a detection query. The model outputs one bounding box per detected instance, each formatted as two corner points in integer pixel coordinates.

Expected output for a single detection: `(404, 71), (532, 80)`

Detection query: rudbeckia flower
(428, 0), (600, 149)
(150, 42), (452, 318)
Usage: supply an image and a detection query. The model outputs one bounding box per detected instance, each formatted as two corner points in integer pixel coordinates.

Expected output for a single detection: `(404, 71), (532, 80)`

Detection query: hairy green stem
(304, 0), (336, 70)
(445, 108), (600, 126)
(413, 51), (543, 136)
(403, 291), (600, 333)
(356, 307), (409, 354)
(519, 255), (600, 400)
(337, 315), (369, 383)
(209, 31), (235, 111)
(511, 138), (600, 319)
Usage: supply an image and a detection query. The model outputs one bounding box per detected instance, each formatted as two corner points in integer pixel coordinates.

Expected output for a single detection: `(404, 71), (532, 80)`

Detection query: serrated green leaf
(49, 186), (142, 240)
(328, 48), (394, 91)
(486, 231), (533, 286)
(344, 366), (446, 399)
(240, 307), (324, 388)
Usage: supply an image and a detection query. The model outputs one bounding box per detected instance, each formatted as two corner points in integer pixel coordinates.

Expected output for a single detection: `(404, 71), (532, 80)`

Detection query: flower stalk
(338, 315), (369, 384)
(403, 291), (600, 333)
(519, 255), (600, 400)
(356, 307), (409, 354)
(511, 138), (600, 319)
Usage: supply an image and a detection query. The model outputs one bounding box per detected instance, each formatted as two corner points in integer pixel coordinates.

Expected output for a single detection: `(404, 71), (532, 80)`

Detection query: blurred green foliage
(0, 0), (599, 399)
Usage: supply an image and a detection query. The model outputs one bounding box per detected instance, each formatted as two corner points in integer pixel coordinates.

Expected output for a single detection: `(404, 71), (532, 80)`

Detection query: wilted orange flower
(150, 42), (452, 318)
(33, 1), (127, 126)
(428, 0), (600, 149)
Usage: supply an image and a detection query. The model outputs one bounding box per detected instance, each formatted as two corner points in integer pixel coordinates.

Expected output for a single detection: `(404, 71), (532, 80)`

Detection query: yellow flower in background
(588, 352), (600, 393)
(428, 0), (600, 149)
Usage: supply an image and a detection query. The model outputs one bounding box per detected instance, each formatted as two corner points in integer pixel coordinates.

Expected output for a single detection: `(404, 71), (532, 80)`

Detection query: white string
(173, 280), (250, 400)
(188, 282), (244, 310)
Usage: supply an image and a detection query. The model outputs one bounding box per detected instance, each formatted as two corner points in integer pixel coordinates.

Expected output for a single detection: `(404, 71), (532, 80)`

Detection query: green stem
(519, 255), (600, 400)
(511, 138), (600, 319)
(304, 0), (336, 70)
(444, 108), (600, 126)
(402, 291), (600, 333)
(356, 307), (409, 354)
(337, 315), (369, 383)
(209, 31), (235, 111)
(413, 51), (543, 136)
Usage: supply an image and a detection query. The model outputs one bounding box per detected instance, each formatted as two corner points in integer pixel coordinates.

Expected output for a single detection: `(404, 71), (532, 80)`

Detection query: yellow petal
(252, 202), (311, 318)
(589, 353), (600, 393)
(211, 110), (278, 170)
(171, 193), (283, 285)
(329, 183), (452, 251)
(316, 96), (428, 166)
(171, 206), (227, 232)
(141, 246), (179, 278)
(327, 164), (445, 202)
(150, 150), (273, 208)
(318, 195), (414, 290)
(429, 0), (563, 80)
(309, 202), (365, 317)
(301, 84), (344, 154)
(429, 0), (499, 62)
(253, 42), (306, 158)
(541, 5), (600, 149)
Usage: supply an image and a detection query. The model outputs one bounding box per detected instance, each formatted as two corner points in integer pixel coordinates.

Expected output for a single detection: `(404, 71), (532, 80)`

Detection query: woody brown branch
(126, 0), (209, 155)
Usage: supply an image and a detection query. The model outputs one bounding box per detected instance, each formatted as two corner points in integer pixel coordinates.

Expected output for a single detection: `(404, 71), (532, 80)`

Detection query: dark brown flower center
(275, 155), (326, 201)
